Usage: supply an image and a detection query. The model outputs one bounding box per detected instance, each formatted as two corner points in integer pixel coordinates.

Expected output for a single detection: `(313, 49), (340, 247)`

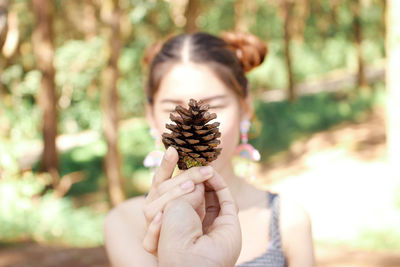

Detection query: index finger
(152, 146), (178, 187)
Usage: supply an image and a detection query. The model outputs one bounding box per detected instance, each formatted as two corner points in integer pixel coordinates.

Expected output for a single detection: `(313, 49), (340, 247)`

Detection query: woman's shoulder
(278, 194), (311, 231)
(278, 194), (314, 263)
(104, 195), (147, 236)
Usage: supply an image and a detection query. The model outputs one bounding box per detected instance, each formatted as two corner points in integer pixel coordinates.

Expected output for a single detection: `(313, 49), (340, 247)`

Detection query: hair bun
(221, 32), (268, 72)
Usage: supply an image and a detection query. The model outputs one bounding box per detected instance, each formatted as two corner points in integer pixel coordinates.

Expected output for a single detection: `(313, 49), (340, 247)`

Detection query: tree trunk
(32, 0), (59, 186)
(0, 0), (9, 50)
(234, 0), (247, 32)
(0, 0), (8, 76)
(386, 0), (400, 176)
(330, 0), (341, 26)
(351, 0), (367, 88)
(282, 0), (295, 102)
(184, 0), (199, 33)
(1, 9), (18, 59)
(101, 0), (125, 206)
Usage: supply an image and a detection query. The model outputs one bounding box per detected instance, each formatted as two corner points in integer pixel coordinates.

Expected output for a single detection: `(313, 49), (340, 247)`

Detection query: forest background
(0, 0), (399, 265)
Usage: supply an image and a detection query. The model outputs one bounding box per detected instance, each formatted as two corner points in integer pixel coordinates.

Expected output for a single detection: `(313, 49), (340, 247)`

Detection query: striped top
(236, 192), (287, 267)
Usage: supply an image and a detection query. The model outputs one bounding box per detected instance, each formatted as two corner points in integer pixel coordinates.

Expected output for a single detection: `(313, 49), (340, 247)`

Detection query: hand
(142, 146), (216, 254)
(157, 171), (242, 267)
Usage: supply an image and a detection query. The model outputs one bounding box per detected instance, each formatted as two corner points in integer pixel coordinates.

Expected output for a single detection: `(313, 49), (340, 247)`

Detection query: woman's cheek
(154, 111), (173, 133)
(212, 111), (240, 168)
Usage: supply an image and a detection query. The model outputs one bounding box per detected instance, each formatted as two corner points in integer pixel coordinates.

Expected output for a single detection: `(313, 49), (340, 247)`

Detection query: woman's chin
(209, 157), (230, 175)
(209, 160), (220, 171)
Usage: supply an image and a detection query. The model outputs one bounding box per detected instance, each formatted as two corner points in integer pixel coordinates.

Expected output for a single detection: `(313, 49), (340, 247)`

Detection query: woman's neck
(217, 161), (267, 210)
(217, 161), (251, 208)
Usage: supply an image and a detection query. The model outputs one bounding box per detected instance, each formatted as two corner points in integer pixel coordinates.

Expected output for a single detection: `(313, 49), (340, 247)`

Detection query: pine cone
(162, 99), (222, 170)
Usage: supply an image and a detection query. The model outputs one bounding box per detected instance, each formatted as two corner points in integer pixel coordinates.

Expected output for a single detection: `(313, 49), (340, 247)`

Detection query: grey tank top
(236, 192), (287, 267)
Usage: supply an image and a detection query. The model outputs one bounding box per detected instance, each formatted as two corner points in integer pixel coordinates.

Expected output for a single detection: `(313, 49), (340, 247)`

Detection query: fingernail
(164, 147), (174, 161)
(154, 211), (162, 223)
(180, 180), (194, 191)
(200, 166), (213, 178)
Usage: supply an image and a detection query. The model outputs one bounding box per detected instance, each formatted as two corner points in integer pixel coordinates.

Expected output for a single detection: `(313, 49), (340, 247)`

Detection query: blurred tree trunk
(101, 0), (125, 206)
(291, 0), (308, 41)
(282, 0), (295, 102)
(234, 0), (247, 32)
(350, 0), (367, 88)
(82, 0), (98, 40)
(386, 0), (400, 176)
(184, 0), (199, 33)
(0, 0), (8, 50)
(0, 0), (8, 76)
(2, 9), (18, 59)
(32, 0), (59, 186)
(330, 0), (341, 26)
(235, 0), (258, 33)
(0, 0), (9, 122)
(380, 0), (386, 33)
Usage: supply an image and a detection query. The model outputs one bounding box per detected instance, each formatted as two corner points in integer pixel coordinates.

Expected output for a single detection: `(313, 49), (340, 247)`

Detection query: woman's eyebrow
(200, 95), (228, 102)
(160, 95), (227, 105)
(160, 99), (183, 105)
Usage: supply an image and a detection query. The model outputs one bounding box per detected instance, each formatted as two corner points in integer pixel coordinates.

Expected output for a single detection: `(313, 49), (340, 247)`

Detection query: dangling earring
(233, 119), (260, 180)
(143, 128), (164, 170)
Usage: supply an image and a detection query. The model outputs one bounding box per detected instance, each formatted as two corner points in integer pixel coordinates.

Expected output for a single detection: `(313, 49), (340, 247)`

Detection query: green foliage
(247, 41), (287, 89)
(199, 0), (235, 33)
(129, 0), (158, 25)
(55, 38), (106, 91)
(118, 46), (147, 118)
(0, 152), (104, 246)
(251, 1), (283, 40)
(59, 119), (153, 197)
(0, 64), (42, 141)
(119, 120), (152, 174)
(60, 140), (106, 196)
(252, 83), (383, 162)
(55, 38), (106, 133)
(0, 141), (21, 177)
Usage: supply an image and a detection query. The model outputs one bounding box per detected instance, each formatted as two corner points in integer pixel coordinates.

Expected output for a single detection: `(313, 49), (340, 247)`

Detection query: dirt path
(0, 244), (108, 267)
(316, 244), (400, 267)
(1, 243), (400, 267)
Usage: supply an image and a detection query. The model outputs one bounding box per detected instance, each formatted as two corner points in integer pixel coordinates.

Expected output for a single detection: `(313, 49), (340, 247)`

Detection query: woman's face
(148, 62), (248, 172)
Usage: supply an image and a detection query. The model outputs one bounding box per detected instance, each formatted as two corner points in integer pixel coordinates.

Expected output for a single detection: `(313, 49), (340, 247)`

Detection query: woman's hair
(143, 32), (267, 105)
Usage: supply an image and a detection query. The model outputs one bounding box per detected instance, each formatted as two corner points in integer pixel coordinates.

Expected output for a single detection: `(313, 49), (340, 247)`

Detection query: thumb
(159, 200), (203, 249)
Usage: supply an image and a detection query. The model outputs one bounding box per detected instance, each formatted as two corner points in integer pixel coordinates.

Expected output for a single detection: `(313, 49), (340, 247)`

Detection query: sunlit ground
(254, 108), (400, 252)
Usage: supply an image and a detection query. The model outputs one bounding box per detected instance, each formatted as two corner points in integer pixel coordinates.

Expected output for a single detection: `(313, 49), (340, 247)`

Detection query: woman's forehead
(155, 63), (232, 103)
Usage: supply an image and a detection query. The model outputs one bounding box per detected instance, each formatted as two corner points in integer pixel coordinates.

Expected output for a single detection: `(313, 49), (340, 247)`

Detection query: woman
(104, 32), (315, 266)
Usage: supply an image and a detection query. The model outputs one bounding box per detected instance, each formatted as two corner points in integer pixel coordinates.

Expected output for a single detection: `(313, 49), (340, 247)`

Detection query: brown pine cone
(162, 99), (222, 170)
